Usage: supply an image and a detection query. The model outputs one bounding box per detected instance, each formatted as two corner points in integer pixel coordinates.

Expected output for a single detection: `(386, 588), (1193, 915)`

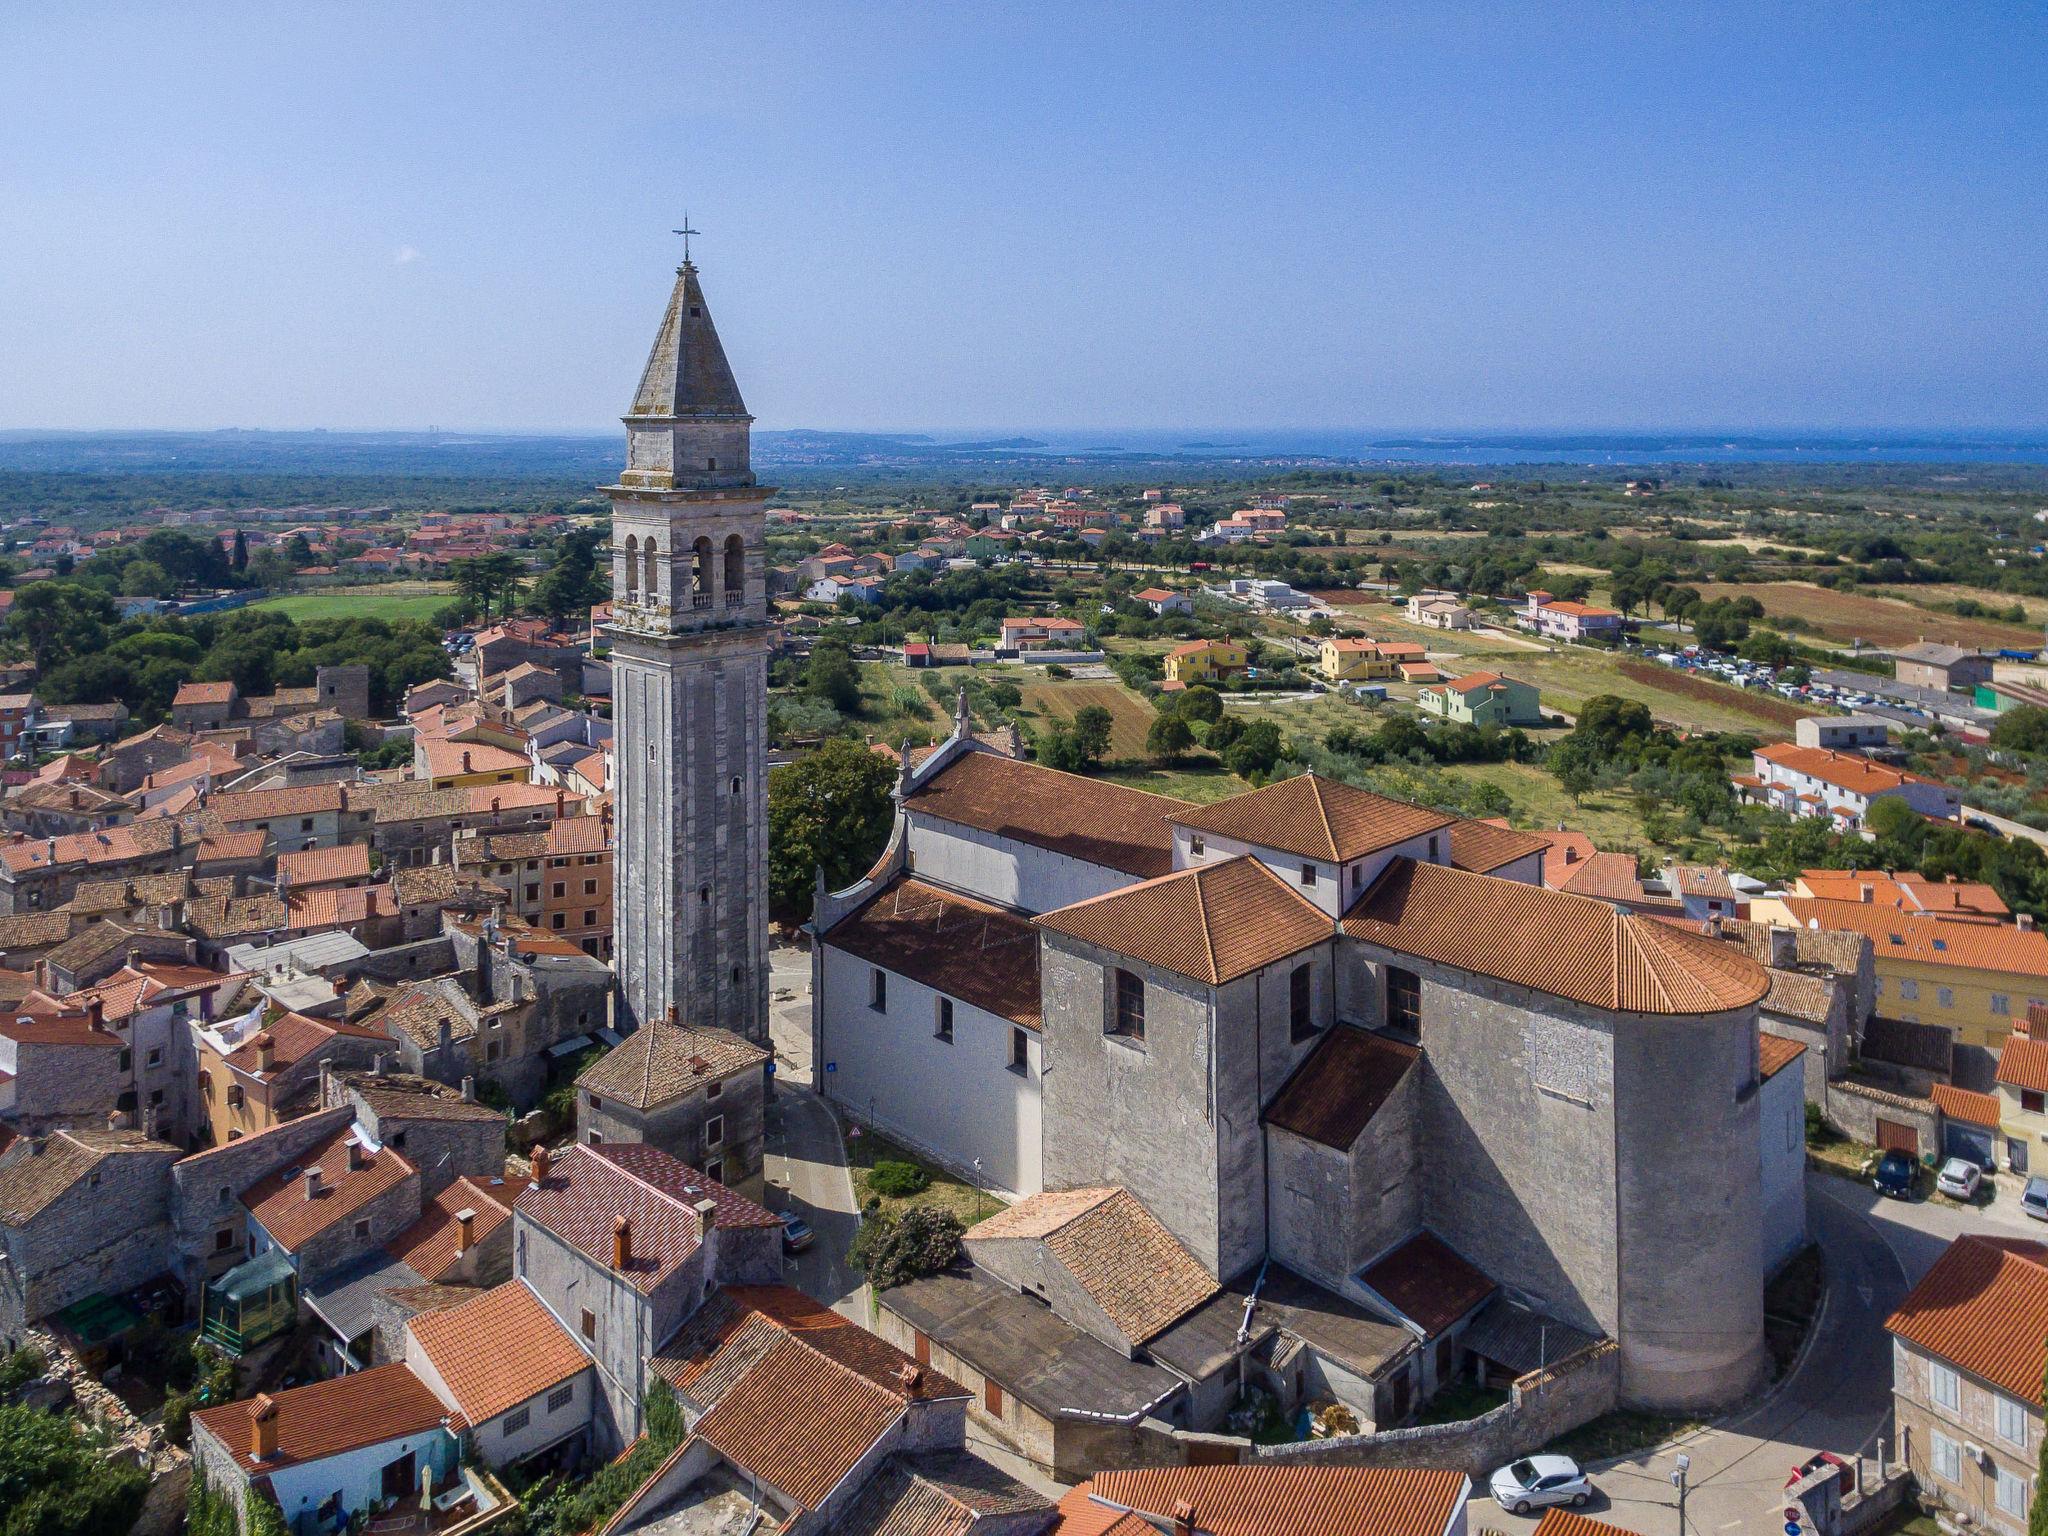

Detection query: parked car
(1936, 1157), (1983, 1201)
(2023, 1176), (2048, 1221)
(1489, 1455), (1591, 1514)
(778, 1211), (815, 1253)
(1873, 1148), (1917, 1199)
(1787, 1451), (1854, 1493)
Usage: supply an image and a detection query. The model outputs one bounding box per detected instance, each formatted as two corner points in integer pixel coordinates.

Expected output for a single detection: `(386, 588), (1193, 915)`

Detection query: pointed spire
(628, 262), (750, 422)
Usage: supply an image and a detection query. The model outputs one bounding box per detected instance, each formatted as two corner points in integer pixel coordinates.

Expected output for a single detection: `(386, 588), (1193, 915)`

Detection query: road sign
(825, 1061), (837, 1073)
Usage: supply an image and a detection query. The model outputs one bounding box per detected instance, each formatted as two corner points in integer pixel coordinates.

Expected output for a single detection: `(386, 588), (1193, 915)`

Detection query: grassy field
(1303, 597), (1537, 656)
(844, 1126), (1003, 1227)
(1507, 649), (1799, 738)
(1017, 678), (1158, 760)
(1692, 580), (2040, 650)
(252, 584), (455, 623)
(856, 662), (945, 745)
(1095, 762), (1243, 803)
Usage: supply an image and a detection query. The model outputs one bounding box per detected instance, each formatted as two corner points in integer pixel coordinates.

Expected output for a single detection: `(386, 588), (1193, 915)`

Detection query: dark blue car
(1873, 1149), (1916, 1199)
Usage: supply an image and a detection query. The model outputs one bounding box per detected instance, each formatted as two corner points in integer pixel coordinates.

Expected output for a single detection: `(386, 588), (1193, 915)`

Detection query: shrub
(850, 1207), (964, 1289)
(869, 1159), (932, 1198)
(1044, 663), (1072, 679)
(0, 1348), (44, 1396)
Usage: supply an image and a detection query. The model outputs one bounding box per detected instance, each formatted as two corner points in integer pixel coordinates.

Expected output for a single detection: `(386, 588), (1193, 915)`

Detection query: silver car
(2022, 1175), (2048, 1221)
(1490, 1454), (1592, 1514)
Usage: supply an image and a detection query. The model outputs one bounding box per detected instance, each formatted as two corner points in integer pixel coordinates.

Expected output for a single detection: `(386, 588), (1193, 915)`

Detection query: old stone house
(575, 1017), (769, 1196)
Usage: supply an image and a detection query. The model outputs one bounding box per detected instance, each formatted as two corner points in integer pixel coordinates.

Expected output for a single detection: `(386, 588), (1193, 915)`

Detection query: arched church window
(724, 534), (745, 604)
(622, 536), (638, 596)
(643, 538), (659, 602)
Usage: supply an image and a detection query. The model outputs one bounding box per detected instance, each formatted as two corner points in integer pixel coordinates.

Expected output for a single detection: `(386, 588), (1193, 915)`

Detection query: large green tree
(530, 528), (609, 626)
(0, 1404), (148, 1536)
(1, 583), (116, 672)
(766, 736), (897, 926)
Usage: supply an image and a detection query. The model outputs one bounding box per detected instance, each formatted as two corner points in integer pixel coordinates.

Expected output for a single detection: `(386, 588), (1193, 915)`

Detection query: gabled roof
(835, 1451), (1053, 1536)
(1758, 1032), (1808, 1082)
(1887, 1235), (2048, 1405)
(241, 1125), (416, 1252)
(824, 876), (1042, 1028)
(1447, 818), (1549, 876)
(406, 1281), (589, 1429)
(190, 1363), (449, 1473)
(577, 1020), (770, 1109)
(692, 1336), (906, 1511)
(1930, 1082), (1999, 1128)
(1054, 1465), (1470, 1536)
(0, 1128), (176, 1224)
(385, 1174), (522, 1282)
(966, 1188), (1218, 1347)
(628, 261), (749, 421)
(1035, 856), (1330, 987)
(1264, 1027), (1418, 1150)
(1774, 898), (2048, 978)
(1343, 859), (1770, 1016)
(1358, 1231), (1496, 1338)
(906, 751), (1185, 880)
(1998, 1034), (2048, 1094)
(1165, 773), (1454, 864)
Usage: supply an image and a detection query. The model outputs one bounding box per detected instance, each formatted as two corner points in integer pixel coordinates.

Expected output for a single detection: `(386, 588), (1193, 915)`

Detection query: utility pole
(1671, 1453), (1690, 1536)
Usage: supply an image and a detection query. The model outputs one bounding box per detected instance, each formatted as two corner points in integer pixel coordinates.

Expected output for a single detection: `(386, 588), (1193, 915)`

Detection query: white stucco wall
(816, 942), (1042, 1197)
(255, 1427), (458, 1528)
(904, 815), (1134, 916)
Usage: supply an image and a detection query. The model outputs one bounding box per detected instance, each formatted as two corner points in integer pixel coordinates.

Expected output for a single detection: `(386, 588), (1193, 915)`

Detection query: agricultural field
(1303, 596), (1539, 656)
(854, 662), (945, 745)
(1506, 650), (1801, 739)
(1437, 760), (1743, 864)
(252, 583), (455, 623)
(1691, 581), (2040, 651)
(1016, 677), (1157, 759)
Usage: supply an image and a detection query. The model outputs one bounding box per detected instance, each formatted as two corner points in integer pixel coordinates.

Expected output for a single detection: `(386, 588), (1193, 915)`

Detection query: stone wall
(0, 1142), (177, 1342)
(1826, 1078), (1939, 1157)
(170, 1107), (354, 1294)
(582, 1069), (766, 1195)
(1059, 1339), (1619, 1483)
(353, 936), (457, 983)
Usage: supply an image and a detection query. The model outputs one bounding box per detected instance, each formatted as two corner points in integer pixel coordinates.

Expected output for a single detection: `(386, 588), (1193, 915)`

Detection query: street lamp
(1671, 1453), (1690, 1536)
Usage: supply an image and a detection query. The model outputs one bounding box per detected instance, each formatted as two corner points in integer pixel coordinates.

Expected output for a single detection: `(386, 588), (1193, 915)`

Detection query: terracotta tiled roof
(277, 843), (372, 887)
(1358, 1231), (1496, 1338)
(385, 1175), (522, 1281)
(1774, 898), (2048, 979)
(1758, 1032), (1808, 1082)
(1670, 864), (1736, 901)
(1930, 1083), (2000, 1128)
(515, 1143), (774, 1296)
(652, 1283), (966, 1406)
(824, 876), (1042, 1028)
(406, 1281), (589, 1428)
(691, 1336), (908, 1511)
(173, 681), (237, 706)
(1036, 856), (1329, 986)
(209, 783), (347, 824)
(191, 1363), (449, 1473)
(1166, 773), (1454, 864)
(0, 818), (182, 874)
(1798, 871), (2007, 919)
(577, 1021), (769, 1110)
(1344, 859), (1770, 1016)
(906, 751), (1184, 879)
(0, 1007), (124, 1049)
(1532, 1512), (1628, 1536)
(221, 1011), (385, 1077)
(966, 1187), (1218, 1346)
(1753, 743), (1935, 798)
(1054, 1465), (1470, 1536)
(1887, 1235), (2048, 1406)
(835, 1451), (1052, 1536)
(72, 961), (235, 1023)
(1264, 1027), (1418, 1150)
(1553, 851), (1647, 904)
(241, 1125), (416, 1252)
(1447, 818), (1550, 876)
(422, 739), (530, 780)
(1999, 1035), (2048, 1094)
(0, 1128), (176, 1223)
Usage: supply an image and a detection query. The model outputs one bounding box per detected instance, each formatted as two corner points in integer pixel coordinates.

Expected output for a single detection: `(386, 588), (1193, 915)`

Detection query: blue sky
(2, 2), (2043, 433)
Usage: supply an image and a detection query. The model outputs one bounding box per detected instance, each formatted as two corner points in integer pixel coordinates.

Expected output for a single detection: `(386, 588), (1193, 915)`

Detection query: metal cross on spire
(672, 214), (700, 266)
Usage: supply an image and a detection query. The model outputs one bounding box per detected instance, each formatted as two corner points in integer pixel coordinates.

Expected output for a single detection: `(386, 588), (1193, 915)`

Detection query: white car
(1490, 1454), (1592, 1514)
(1936, 1157), (1983, 1200)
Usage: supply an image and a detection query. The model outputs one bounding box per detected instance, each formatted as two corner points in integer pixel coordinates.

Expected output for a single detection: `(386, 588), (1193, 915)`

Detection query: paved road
(1490, 1170), (2018, 1535)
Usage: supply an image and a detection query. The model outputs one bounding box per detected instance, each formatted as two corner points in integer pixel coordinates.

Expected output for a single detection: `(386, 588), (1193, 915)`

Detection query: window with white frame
(1997, 1464), (2028, 1517)
(1932, 1429), (1961, 1482)
(2000, 1394), (2030, 1448)
(1931, 1360), (1961, 1411)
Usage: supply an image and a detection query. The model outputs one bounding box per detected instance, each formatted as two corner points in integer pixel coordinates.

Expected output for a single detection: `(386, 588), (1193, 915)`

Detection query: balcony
(724, 590), (746, 609)
(692, 594), (712, 611)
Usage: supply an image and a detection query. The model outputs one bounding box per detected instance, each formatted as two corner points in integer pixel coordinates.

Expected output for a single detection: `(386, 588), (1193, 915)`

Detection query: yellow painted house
(1995, 1024), (2048, 1175)
(1164, 638), (1247, 685)
(1750, 893), (2048, 1052)
(1318, 638), (1397, 682)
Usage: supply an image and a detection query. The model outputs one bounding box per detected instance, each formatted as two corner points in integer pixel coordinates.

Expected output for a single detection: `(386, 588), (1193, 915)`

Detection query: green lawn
(252, 585), (455, 624)
(844, 1126), (1003, 1227)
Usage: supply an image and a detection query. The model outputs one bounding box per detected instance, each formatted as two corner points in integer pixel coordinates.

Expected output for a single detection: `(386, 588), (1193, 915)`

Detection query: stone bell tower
(603, 256), (769, 1042)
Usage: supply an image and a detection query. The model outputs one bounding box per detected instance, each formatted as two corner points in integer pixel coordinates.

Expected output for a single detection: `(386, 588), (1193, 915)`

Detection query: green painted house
(1419, 671), (1542, 727)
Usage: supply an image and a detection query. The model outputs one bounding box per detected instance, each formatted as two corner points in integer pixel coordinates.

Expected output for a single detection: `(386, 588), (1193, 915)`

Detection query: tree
(530, 528), (609, 626)
(1223, 720), (1287, 779)
(1146, 712), (1195, 764)
(231, 529), (248, 572)
(804, 641), (864, 715)
(766, 736), (896, 926)
(1176, 684), (1223, 725)
(119, 559), (172, 598)
(849, 1207), (964, 1289)
(1, 583), (116, 671)
(1071, 705), (1114, 763)
(1992, 707), (2048, 758)
(0, 1403), (149, 1536)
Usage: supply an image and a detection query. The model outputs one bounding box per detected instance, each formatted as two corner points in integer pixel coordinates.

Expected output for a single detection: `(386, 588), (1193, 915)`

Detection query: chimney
(319, 1058), (335, 1106)
(896, 1363), (922, 1392)
(107, 1108), (130, 1131)
(554, 788), (565, 817)
(1859, 883), (1874, 904)
(253, 1031), (274, 1073)
(461, 1075), (475, 1102)
(372, 1051), (390, 1077)
(694, 1197), (717, 1243)
(612, 1214), (632, 1270)
(1170, 1500), (1196, 1536)
(303, 1166), (323, 1201)
(530, 1143), (550, 1182)
(666, 1005), (679, 1027)
(141, 1104), (160, 1140)
(126, 947), (142, 971)
(461, 750), (472, 773)
(250, 1395), (278, 1461)
(2022, 914), (2038, 933)
(85, 997), (103, 1032)
(455, 1208), (476, 1256)
(1769, 927), (1797, 969)
(347, 1139), (365, 1172)
(23, 1136), (42, 1158)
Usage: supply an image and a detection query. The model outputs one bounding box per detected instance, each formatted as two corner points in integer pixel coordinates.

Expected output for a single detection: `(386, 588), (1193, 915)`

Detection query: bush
(0, 1349), (44, 1396)
(1044, 663), (1072, 679)
(869, 1159), (932, 1198)
(850, 1207), (964, 1289)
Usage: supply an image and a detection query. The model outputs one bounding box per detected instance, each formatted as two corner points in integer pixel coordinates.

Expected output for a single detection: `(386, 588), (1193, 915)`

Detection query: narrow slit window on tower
(693, 536), (713, 598)
(699, 885), (710, 905)
(623, 535), (639, 596)
(707, 458), (716, 471)
(643, 538), (658, 601)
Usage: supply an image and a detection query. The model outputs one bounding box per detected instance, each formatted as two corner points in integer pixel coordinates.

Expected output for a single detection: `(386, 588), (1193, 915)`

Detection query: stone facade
(578, 1071), (767, 1198)
(605, 260), (769, 1045)
(1895, 1337), (2039, 1534)
(169, 1107), (355, 1297)
(0, 1133), (179, 1345)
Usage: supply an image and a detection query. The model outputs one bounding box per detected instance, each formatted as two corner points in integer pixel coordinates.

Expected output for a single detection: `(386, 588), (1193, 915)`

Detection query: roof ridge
(1193, 864), (1219, 984)
(1308, 775), (1338, 862)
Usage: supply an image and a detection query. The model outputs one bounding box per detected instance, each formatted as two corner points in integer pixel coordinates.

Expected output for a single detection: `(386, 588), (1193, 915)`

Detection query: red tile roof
(1166, 773), (1454, 864)
(1264, 1027), (1418, 1150)
(191, 1363), (449, 1473)
(1036, 856), (1330, 986)
(1887, 1236), (2048, 1405)
(1773, 898), (2048, 979)
(652, 1283), (966, 1406)
(1055, 1465), (1470, 1536)
(824, 876), (1041, 1028)
(1930, 1083), (2000, 1128)
(241, 1125), (416, 1251)
(385, 1175), (521, 1282)
(1345, 859), (1770, 1016)
(906, 751), (1185, 879)
(692, 1336), (906, 1511)
(1358, 1231), (1496, 1337)
(276, 843), (372, 888)
(1758, 1033), (1808, 1082)
(1447, 818), (1550, 876)
(1998, 1035), (2048, 1094)
(406, 1282), (589, 1428)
